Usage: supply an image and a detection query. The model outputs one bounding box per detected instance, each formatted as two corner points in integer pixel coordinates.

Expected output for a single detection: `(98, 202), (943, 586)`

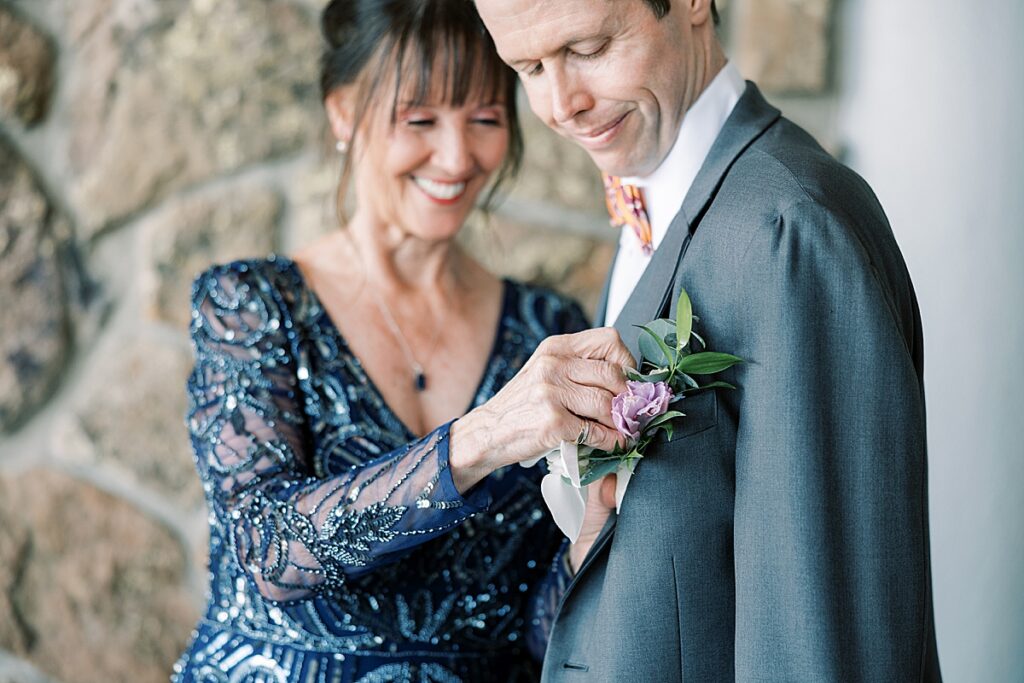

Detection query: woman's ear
(324, 86), (355, 145)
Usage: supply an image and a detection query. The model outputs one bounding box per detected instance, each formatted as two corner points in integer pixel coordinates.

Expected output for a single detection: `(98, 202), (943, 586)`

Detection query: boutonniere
(524, 288), (743, 542)
(579, 287), (743, 485)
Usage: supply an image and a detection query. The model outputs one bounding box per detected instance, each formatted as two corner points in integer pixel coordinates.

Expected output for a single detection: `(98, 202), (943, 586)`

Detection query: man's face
(477, 0), (702, 177)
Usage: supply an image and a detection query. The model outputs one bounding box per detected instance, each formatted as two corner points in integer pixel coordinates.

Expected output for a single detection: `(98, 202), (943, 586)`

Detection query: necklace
(312, 231), (448, 392)
(365, 286), (445, 393)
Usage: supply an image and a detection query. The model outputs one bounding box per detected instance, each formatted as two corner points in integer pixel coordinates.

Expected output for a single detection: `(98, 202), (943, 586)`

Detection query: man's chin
(587, 149), (654, 179)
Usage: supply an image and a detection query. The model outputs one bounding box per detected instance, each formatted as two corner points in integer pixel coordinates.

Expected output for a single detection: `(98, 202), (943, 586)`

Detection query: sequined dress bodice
(173, 257), (587, 683)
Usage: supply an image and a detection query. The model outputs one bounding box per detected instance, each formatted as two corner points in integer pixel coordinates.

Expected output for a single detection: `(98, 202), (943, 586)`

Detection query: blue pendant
(414, 372), (427, 392)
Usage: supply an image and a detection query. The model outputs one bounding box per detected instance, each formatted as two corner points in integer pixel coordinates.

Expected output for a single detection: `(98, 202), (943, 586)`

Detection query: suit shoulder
(728, 118), (884, 223)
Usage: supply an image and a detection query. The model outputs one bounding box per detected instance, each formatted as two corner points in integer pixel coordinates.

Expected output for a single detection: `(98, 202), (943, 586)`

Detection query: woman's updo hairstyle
(320, 0), (523, 213)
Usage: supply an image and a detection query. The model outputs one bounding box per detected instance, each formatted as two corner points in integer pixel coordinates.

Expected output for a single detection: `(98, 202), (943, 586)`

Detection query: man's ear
(324, 86), (355, 145)
(688, 0), (715, 26)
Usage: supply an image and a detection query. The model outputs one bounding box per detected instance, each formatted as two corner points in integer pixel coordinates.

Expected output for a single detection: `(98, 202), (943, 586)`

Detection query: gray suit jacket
(541, 84), (941, 682)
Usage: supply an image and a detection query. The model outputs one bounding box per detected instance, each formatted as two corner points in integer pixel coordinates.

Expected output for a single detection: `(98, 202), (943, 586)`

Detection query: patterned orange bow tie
(603, 174), (653, 256)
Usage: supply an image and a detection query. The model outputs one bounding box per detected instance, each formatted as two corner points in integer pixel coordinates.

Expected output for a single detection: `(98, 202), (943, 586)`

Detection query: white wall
(838, 2), (1024, 680)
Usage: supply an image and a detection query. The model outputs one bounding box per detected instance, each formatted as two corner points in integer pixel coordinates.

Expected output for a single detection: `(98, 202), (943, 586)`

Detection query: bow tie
(603, 174), (653, 256)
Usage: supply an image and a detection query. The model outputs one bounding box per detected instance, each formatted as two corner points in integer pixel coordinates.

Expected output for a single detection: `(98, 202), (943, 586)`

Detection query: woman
(172, 1), (629, 681)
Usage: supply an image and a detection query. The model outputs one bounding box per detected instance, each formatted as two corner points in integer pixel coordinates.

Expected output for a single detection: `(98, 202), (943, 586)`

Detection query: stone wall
(0, 1), (836, 680)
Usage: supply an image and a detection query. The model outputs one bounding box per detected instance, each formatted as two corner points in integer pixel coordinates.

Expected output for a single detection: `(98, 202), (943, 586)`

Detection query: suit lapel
(611, 82), (781, 360)
(612, 214), (693, 358)
(557, 83), (782, 609)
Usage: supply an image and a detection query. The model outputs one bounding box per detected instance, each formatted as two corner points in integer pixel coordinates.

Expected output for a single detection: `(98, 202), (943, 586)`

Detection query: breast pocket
(660, 389), (718, 442)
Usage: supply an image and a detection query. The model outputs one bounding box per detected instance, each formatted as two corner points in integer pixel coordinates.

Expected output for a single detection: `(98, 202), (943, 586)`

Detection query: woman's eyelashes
(403, 115), (434, 127)
(472, 111), (505, 127)
(400, 110), (505, 128)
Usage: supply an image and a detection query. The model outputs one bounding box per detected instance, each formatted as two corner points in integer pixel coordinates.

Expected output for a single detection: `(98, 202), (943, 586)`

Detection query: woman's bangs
(390, 15), (511, 114)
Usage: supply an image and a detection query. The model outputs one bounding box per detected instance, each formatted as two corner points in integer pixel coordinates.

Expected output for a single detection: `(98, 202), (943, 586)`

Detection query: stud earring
(335, 140), (348, 154)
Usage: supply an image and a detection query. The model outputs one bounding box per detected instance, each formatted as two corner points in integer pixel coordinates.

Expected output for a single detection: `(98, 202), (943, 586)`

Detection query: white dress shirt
(602, 62), (746, 326)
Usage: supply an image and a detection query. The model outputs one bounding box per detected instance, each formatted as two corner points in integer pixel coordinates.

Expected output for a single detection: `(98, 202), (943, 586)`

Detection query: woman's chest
(304, 300), (506, 440)
(292, 322), (531, 477)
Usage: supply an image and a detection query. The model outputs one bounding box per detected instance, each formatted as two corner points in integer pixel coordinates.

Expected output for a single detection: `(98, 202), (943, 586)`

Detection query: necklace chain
(314, 231), (449, 392)
(366, 287), (444, 392)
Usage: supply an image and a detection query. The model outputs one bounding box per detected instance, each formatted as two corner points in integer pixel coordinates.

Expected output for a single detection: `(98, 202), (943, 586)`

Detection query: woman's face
(350, 75), (510, 243)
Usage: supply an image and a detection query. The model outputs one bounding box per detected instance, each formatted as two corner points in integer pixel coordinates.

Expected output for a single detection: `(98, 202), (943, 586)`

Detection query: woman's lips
(412, 176), (469, 205)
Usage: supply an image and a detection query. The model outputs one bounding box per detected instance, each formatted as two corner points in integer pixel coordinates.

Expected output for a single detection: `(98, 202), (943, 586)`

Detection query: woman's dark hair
(643, 0), (719, 24)
(319, 0), (522, 215)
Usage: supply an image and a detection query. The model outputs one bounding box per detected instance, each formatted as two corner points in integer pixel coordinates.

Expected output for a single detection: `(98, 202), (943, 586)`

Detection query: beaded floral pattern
(173, 257), (588, 683)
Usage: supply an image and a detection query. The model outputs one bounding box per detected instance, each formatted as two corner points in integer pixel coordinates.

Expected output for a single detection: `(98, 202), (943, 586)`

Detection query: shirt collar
(620, 61), (745, 250)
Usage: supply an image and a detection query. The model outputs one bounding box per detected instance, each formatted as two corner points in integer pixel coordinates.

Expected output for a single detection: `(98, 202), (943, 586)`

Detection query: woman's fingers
(576, 417), (624, 453)
(564, 358), (629, 396)
(527, 384), (621, 453)
(559, 383), (616, 430)
(454, 327), (635, 472)
(539, 328), (635, 370)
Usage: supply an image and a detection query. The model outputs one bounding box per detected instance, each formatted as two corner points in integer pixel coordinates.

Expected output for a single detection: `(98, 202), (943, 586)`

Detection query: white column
(838, 2), (1024, 679)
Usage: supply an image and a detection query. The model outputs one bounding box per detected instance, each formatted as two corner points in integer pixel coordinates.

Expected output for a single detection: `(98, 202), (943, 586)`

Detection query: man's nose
(549, 68), (593, 126)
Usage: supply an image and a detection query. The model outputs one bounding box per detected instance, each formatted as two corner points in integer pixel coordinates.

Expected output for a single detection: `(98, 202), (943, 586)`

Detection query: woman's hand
(449, 328), (633, 491)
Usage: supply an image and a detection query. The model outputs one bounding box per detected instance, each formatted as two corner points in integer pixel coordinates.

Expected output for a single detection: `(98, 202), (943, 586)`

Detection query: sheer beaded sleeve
(186, 263), (491, 603)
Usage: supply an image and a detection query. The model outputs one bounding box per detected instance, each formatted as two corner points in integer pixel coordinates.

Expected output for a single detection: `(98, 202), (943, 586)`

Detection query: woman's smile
(411, 175), (469, 204)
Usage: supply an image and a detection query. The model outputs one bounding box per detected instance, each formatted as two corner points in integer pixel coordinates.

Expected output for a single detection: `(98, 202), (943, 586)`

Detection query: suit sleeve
(731, 200), (935, 680)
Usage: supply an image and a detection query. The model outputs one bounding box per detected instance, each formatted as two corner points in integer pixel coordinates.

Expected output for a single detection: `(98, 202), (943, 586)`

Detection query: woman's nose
(434, 124), (475, 176)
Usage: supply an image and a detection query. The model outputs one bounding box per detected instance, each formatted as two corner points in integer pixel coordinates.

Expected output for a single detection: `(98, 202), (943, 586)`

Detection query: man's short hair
(642, 0), (720, 25)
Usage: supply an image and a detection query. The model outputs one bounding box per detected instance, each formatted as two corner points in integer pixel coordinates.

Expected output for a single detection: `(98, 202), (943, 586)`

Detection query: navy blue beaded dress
(173, 256), (587, 683)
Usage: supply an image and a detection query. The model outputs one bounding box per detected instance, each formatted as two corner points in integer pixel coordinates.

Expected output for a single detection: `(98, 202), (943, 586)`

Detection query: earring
(335, 139), (348, 154)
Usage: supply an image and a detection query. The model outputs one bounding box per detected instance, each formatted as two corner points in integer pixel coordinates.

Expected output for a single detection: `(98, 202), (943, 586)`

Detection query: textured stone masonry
(0, 0), (836, 679)
(733, 0), (835, 94)
(0, 139), (71, 433)
(0, 5), (54, 126)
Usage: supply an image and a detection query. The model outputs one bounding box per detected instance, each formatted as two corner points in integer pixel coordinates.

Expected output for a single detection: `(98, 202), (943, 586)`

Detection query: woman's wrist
(449, 409), (502, 493)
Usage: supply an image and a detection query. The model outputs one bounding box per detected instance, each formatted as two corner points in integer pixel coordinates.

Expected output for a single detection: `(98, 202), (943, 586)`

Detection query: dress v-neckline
(283, 257), (511, 441)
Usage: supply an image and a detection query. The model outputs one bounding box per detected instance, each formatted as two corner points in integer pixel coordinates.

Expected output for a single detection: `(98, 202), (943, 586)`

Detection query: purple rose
(611, 380), (674, 441)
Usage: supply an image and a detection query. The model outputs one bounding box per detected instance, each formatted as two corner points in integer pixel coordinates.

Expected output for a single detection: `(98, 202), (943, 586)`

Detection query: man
(475, 0), (942, 680)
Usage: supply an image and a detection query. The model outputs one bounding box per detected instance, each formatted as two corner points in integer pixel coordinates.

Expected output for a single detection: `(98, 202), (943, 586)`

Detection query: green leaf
(647, 423), (671, 440)
(641, 368), (672, 383)
(636, 324), (677, 368)
(648, 318), (677, 336)
(677, 352), (744, 375)
(678, 372), (700, 389)
(580, 456), (624, 486)
(675, 288), (693, 350)
(625, 367), (645, 382)
(681, 380), (737, 394)
(643, 409), (686, 430)
(585, 453), (623, 462)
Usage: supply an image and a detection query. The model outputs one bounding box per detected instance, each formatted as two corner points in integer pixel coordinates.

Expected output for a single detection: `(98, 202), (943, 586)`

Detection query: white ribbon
(520, 442), (635, 543)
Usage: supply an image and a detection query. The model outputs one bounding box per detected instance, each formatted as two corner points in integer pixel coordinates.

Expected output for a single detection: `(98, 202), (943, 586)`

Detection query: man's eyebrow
(564, 33), (605, 47)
